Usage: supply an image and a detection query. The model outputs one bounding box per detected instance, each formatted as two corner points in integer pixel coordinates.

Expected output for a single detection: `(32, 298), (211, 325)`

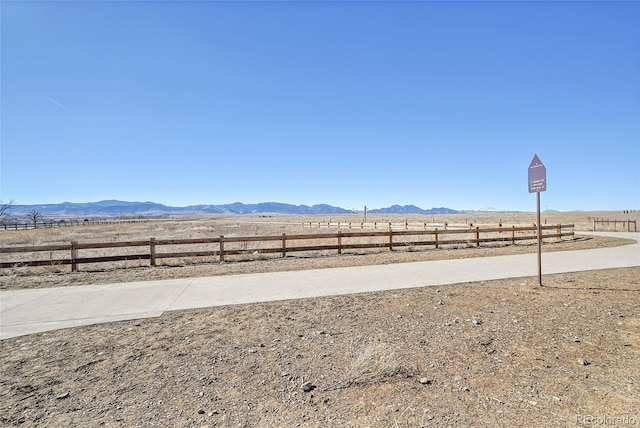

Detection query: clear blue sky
(2, 1), (638, 211)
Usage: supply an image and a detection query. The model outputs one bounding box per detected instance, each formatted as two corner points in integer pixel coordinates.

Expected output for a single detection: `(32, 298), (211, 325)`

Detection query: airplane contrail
(47, 98), (73, 112)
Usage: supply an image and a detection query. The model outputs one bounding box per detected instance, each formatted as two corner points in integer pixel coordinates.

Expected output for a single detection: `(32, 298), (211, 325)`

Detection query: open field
(1, 211), (637, 290)
(3, 210), (638, 245)
(1, 211), (638, 426)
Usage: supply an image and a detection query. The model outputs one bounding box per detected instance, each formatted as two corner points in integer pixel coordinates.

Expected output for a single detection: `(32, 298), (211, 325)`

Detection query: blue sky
(2, 1), (638, 211)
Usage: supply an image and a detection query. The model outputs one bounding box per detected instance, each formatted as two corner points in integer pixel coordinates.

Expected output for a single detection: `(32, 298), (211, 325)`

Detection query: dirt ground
(1, 266), (639, 427)
(1, 212), (639, 426)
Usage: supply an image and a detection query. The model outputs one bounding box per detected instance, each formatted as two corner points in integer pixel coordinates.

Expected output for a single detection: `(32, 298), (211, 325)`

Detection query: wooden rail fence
(0, 224), (574, 272)
(590, 218), (637, 232)
(303, 221), (542, 231)
(1, 219), (152, 231)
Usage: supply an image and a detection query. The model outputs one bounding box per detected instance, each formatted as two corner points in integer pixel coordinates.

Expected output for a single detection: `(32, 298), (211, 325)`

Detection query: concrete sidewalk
(1, 231), (638, 340)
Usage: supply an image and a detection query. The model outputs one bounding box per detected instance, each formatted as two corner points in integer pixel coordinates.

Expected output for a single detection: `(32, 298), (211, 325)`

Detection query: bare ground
(1, 213), (639, 426)
(1, 267), (638, 427)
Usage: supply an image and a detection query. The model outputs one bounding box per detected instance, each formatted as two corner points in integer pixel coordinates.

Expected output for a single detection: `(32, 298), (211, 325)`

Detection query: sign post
(528, 154), (547, 286)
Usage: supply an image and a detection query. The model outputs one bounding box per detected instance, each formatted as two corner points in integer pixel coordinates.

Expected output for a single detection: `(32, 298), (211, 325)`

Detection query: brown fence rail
(1, 219), (153, 231)
(590, 218), (637, 232)
(0, 224), (574, 272)
(303, 221), (560, 231)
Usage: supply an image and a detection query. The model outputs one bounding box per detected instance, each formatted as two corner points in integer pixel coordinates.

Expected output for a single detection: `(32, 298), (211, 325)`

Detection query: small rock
(281, 371), (290, 377)
(438, 300), (445, 305)
(578, 358), (590, 366)
(419, 378), (432, 385)
(56, 392), (70, 400)
(197, 408), (205, 415)
(302, 381), (315, 392)
(453, 376), (463, 382)
(528, 401), (537, 406)
(573, 337), (581, 343)
(472, 319), (482, 325)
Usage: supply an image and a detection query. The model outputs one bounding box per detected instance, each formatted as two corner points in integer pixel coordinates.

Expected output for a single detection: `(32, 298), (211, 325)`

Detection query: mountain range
(7, 200), (465, 217)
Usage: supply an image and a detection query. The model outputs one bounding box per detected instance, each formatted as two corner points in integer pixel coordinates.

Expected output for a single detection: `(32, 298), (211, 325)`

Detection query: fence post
(389, 229), (394, 251)
(511, 226), (515, 245)
(475, 226), (480, 247)
(337, 230), (342, 255)
(434, 229), (439, 249)
(556, 225), (561, 241)
(219, 235), (225, 263)
(150, 238), (156, 267)
(71, 242), (78, 272)
(282, 233), (286, 258)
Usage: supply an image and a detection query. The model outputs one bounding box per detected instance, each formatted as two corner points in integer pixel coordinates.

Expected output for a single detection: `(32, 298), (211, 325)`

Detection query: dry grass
(1, 211), (637, 290)
(2, 210), (637, 246)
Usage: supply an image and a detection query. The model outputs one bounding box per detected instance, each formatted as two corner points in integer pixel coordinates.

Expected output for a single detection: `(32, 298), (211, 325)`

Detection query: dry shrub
(326, 338), (417, 391)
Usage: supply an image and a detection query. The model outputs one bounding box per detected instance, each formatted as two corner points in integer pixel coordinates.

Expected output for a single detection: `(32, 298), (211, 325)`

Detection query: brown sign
(528, 154), (546, 193)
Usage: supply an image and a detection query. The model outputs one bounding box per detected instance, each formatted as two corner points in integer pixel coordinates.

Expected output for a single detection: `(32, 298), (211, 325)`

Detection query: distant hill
(7, 200), (464, 217)
(369, 205), (461, 215)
